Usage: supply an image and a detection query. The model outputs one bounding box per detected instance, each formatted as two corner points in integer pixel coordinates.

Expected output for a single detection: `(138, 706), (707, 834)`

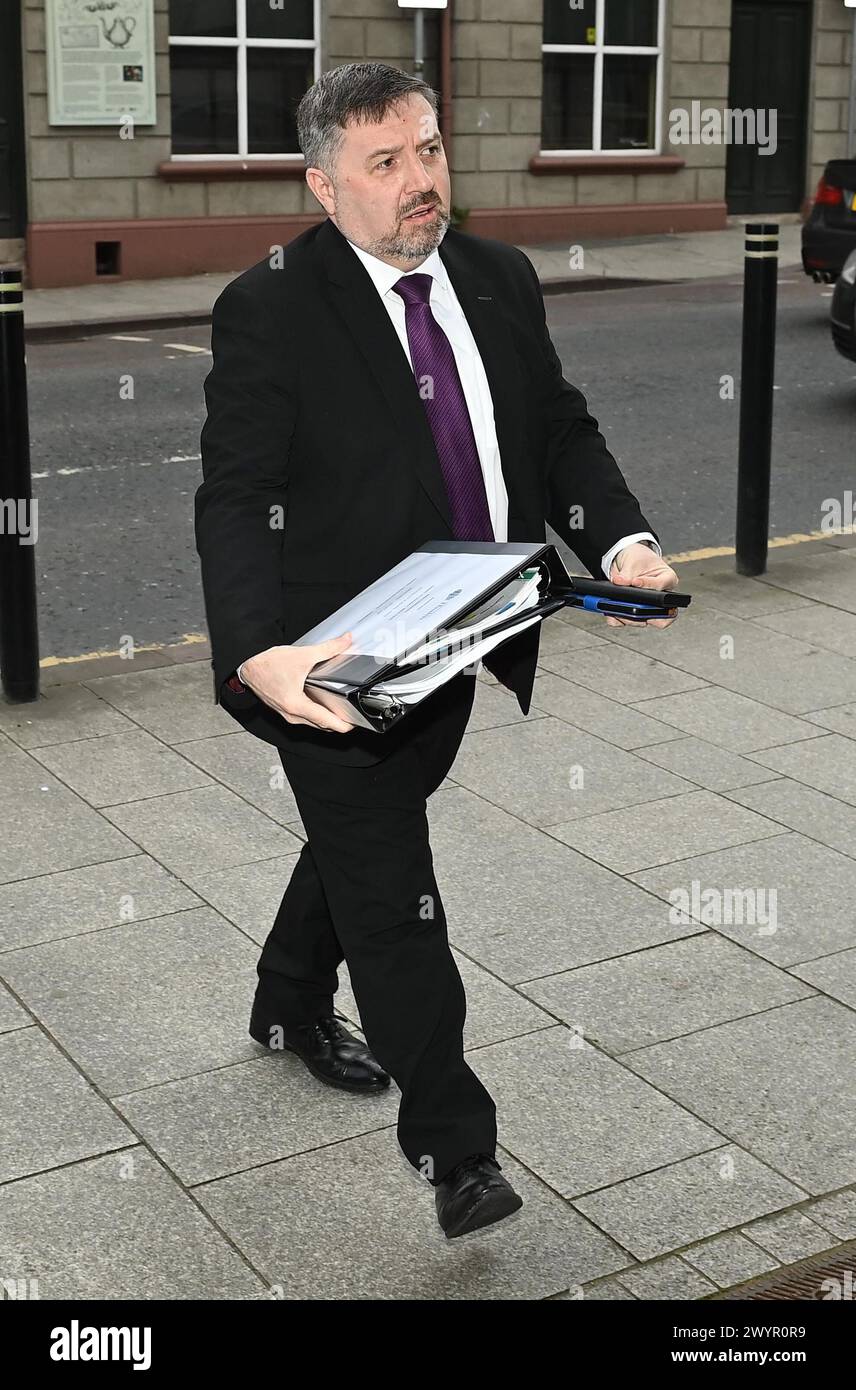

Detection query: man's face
(306, 93), (452, 268)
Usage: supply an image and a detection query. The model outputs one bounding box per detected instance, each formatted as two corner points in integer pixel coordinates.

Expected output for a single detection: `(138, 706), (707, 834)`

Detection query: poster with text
(46, 0), (156, 126)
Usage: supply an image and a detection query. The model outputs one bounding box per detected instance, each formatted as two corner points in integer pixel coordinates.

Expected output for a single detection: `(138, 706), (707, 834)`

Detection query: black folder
(298, 541), (689, 733)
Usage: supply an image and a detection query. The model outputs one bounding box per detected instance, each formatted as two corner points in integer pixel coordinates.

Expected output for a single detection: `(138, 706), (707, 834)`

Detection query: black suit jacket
(195, 216), (655, 765)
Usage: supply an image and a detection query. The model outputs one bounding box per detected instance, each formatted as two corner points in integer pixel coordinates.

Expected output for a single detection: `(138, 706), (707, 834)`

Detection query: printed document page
(295, 549), (531, 661)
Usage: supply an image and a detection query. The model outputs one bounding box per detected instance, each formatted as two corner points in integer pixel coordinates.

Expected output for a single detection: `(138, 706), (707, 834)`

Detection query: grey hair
(296, 62), (439, 175)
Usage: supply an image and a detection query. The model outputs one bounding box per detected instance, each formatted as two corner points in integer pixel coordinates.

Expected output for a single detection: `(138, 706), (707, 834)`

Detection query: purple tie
(393, 272), (494, 541)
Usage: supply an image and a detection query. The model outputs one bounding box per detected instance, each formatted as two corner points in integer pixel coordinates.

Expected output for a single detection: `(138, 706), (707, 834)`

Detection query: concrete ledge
(465, 201), (728, 243)
(25, 203), (729, 289)
(530, 155), (686, 175)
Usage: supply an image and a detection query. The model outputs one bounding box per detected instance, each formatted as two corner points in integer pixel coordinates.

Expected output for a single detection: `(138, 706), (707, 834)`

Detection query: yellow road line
(665, 528), (842, 565)
(38, 528), (849, 670)
(40, 632), (209, 669)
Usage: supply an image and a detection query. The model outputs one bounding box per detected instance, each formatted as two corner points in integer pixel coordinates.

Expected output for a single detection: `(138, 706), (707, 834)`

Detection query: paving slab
(681, 1231), (780, 1288)
(85, 664), (235, 743)
(609, 608), (856, 714)
(0, 1149), (265, 1299)
(32, 728), (212, 806)
(0, 741), (136, 884)
(0, 682), (134, 748)
(0, 1027), (133, 1183)
(183, 853), (300, 940)
(633, 736), (782, 792)
(519, 935), (814, 1054)
(632, 832), (856, 966)
(674, 572), (815, 621)
(576, 1278), (637, 1299)
(548, 789), (781, 874)
(740, 1209), (838, 1264)
(801, 1190), (856, 1241)
(538, 644), (708, 704)
(530, 672), (680, 749)
(429, 788), (704, 982)
(631, 686), (825, 754)
(461, 1026), (721, 1199)
(0, 981), (29, 1033)
(789, 948), (856, 1010)
(466, 678), (543, 732)
(751, 549), (856, 610)
(753, 603), (856, 660)
(0, 854), (200, 953)
(116, 1052), (399, 1187)
(195, 1127), (631, 1300)
(728, 778), (856, 861)
(536, 611), (611, 657)
(747, 733), (856, 808)
(623, 997), (856, 1195)
(572, 1146), (805, 1261)
(450, 717), (693, 828)
(615, 1256), (718, 1300)
(174, 731), (301, 824)
(103, 785), (302, 877)
(804, 702), (856, 737)
(0, 907), (260, 1094)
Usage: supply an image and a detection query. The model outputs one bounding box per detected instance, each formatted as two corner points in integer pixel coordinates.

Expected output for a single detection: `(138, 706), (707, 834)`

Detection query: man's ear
(305, 166), (335, 216)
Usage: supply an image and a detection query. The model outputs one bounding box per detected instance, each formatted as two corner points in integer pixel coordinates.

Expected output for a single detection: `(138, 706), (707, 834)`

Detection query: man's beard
(366, 203), (451, 262)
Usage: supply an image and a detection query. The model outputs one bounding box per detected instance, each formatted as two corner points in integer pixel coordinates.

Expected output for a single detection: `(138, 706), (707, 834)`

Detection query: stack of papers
(292, 544), (555, 725)
(372, 568), (543, 703)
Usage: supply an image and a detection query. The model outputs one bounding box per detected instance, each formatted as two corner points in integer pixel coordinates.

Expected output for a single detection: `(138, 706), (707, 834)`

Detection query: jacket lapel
(315, 218), (528, 532)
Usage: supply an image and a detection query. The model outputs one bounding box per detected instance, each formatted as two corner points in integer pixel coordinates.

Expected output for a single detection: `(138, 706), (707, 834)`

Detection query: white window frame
(541, 0), (665, 156)
(168, 0), (321, 160)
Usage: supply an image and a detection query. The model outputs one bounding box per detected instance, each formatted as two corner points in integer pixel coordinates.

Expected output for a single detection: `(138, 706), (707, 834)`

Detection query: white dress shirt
(237, 233), (659, 680)
(345, 235), (659, 577)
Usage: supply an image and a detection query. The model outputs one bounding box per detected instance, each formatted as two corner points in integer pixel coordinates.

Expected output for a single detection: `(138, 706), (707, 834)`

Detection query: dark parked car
(830, 249), (856, 362)
(802, 158), (856, 283)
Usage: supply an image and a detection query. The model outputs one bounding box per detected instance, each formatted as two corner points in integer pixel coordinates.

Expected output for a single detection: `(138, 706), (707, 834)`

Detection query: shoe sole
(249, 1027), (390, 1095)
(443, 1186), (524, 1240)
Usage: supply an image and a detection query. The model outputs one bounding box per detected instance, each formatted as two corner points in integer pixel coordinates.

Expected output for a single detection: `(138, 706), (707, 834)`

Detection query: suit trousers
(254, 671), (498, 1184)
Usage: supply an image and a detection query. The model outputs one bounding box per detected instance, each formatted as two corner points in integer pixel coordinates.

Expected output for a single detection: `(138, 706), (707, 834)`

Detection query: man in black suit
(195, 62), (678, 1239)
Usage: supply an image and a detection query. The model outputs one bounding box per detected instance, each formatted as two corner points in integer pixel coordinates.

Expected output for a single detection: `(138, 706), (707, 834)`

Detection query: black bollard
(0, 265), (39, 701)
(735, 223), (779, 576)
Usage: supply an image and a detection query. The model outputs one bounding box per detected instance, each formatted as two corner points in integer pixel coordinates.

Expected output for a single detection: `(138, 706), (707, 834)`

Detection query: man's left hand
(607, 542), (680, 629)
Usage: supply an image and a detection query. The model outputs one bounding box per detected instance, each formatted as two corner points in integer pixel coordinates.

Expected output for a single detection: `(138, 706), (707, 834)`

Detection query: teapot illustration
(99, 14), (137, 48)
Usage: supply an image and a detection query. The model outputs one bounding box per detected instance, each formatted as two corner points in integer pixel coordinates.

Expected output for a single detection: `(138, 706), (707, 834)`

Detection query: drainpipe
(406, 3), (453, 163)
(440, 0), (453, 166)
(849, 3), (856, 157)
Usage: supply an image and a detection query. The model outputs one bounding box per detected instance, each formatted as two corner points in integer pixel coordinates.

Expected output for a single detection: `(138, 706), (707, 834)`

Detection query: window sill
(530, 155), (685, 175)
(158, 159), (307, 180)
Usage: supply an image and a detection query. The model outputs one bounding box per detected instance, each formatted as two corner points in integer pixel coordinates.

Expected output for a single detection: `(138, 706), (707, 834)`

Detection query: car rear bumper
(802, 219), (856, 278)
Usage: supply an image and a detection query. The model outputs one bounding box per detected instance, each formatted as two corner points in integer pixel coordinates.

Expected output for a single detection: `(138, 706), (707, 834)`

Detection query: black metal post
(0, 265), (39, 701)
(736, 222), (779, 576)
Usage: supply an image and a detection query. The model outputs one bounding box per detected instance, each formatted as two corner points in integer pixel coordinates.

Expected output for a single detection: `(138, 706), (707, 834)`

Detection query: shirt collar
(344, 234), (449, 301)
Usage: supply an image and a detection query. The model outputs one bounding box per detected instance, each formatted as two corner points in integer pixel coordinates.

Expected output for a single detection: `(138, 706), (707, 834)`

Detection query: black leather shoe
(434, 1153), (523, 1239)
(249, 1004), (391, 1094)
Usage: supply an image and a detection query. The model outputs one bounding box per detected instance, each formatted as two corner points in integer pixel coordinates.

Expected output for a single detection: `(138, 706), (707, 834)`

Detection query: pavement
(1, 534), (855, 1300)
(19, 221), (805, 338)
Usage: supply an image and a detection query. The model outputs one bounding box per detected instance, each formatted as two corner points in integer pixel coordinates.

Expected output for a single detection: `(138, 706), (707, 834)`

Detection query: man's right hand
(239, 633), (355, 733)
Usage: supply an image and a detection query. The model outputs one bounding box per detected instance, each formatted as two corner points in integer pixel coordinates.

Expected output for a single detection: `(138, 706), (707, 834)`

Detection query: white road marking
(108, 334), (152, 342)
(30, 452), (202, 480)
(164, 342), (212, 354)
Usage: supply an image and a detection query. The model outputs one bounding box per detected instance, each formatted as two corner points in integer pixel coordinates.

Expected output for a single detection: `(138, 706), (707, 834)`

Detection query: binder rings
(294, 541), (690, 734)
